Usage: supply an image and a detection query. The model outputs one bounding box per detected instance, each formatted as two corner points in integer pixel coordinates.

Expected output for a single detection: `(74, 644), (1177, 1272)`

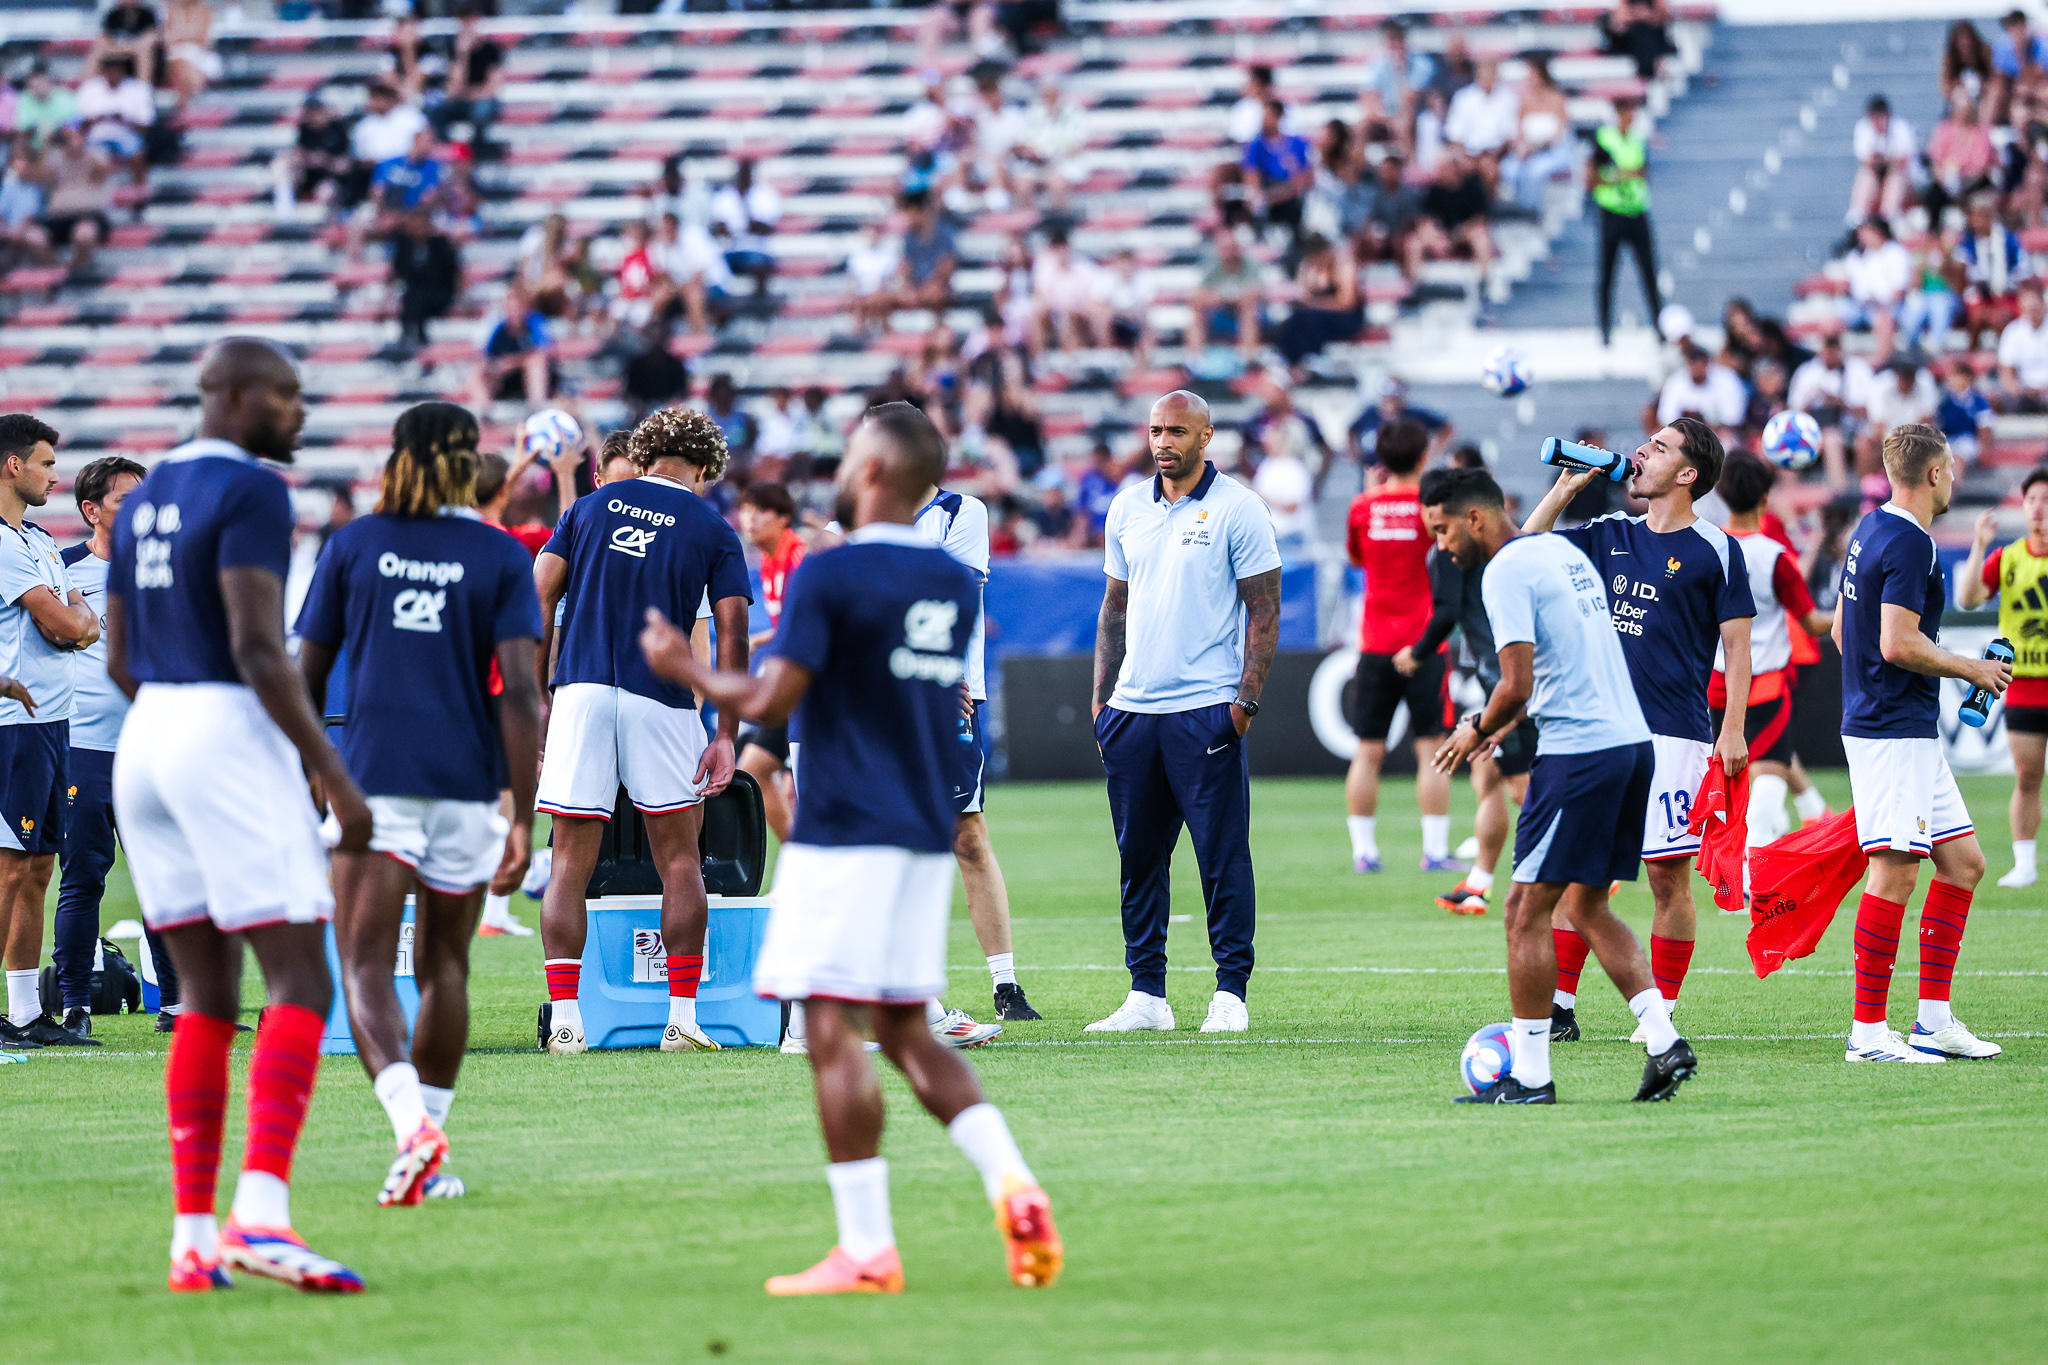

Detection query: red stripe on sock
(545, 961), (581, 1002)
(1852, 893), (1907, 1025)
(1553, 928), (1589, 995)
(166, 1012), (236, 1217)
(668, 954), (703, 1000)
(1917, 879), (1974, 1004)
(1650, 934), (1696, 1003)
(241, 1002), (323, 1184)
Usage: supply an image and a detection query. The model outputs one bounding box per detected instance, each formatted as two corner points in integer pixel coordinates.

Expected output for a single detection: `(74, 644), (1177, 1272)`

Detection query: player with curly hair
(533, 405), (752, 1055)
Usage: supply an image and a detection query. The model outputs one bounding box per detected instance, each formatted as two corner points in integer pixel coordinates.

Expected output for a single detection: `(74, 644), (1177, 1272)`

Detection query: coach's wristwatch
(1233, 697), (1260, 718)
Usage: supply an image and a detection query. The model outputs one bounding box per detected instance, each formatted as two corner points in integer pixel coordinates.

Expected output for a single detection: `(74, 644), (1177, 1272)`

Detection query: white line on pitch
(956, 964), (2048, 979)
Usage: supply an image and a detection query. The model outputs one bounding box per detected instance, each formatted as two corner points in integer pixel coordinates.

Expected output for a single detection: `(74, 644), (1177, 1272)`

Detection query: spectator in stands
(973, 348), (1047, 484)
(1843, 217), (1911, 363)
(1602, 0), (1677, 81)
(12, 64), (78, 150)
(93, 1), (162, 88)
(1305, 119), (1362, 241)
(75, 55), (153, 194)
(1924, 93), (1997, 226)
(381, 14), (430, 102)
(620, 320), (691, 425)
(1101, 249), (1156, 361)
(1899, 221), (1965, 354)
(1248, 428), (1317, 557)
(40, 126), (111, 275)
(1657, 341), (1748, 429)
(1361, 21), (1422, 124)
(345, 82), (428, 213)
(704, 373), (757, 475)
(1847, 96), (1917, 226)
(516, 213), (580, 318)
(1958, 196), (2027, 346)
(1075, 440), (1120, 543)
(650, 209), (729, 337)
(1789, 329), (1870, 487)
(374, 128), (444, 213)
(1994, 10), (2048, 106)
(1943, 20), (1996, 114)
(1348, 375), (1449, 470)
(1242, 100), (1314, 242)
(1999, 280), (2048, 410)
(1936, 362), (1997, 461)
(1015, 81), (1084, 211)
(1275, 232), (1362, 371)
(1742, 358), (1791, 435)
(1029, 226), (1105, 352)
(1357, 152), (1422, 278)
(1590, 94), (1662, 347)
(1444, 59), (1519, 173)
(1023, 471), (1082, 551)
(431, 5), (505, 155)
(1503, 55), (1574, 212)
(754, 387), (808, 467)
(0, 144), (50, 269)
(391, 206), (461, 358)
(891, 191), (959, 319)
(471, 279), (556, 410)
(1189, 226), (1263, 356)
(964, 65), (1027, 211)
(273, 96), (351, 221)
(1409, 148), (1495, 285)
(1229, 65), (1298, 146)
(1862, 359), (1939, 458)
(162, 0), (218, 111)
(847, 218), (903, 333)
(643, 153), (712, 234)
(711, 156), (780, 296)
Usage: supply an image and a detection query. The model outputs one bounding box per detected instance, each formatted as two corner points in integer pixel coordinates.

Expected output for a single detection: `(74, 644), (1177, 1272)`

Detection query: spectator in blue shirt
(1935, 363), (1996, 461)
(374, 128), (444, 212)
(1241, 101), (1312, 239)
(1994, 8), (2048, 76)
(1347, 376), (1451, 469)
(1075, 440), (1122, 541)
(470, 280), (556, 409)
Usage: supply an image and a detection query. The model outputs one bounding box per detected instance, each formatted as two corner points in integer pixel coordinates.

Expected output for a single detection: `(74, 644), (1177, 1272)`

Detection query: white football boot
(1845, 1029), (1945, 1063)
(1908, 1018), (2003, 1059)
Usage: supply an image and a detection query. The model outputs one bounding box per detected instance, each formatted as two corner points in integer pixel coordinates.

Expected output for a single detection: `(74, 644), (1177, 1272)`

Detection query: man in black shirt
(390, 208), (461, 355)
(430, 5), (505, 154)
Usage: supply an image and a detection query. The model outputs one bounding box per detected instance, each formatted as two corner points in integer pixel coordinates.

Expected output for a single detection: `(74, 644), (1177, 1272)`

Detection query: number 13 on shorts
(1643, 734), (1710, 860)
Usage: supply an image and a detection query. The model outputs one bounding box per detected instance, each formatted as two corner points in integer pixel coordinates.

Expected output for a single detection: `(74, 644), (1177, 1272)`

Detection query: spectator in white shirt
(1029, 225), (1108, 352)
(1998, 280), (2048, 410)
(1848, 95), (1917, 226)
(1228, 65), (1300, 146)
(650, 210), (728, 337)
(1858, 359), (1940, 472)
(753, 387), (807, 463)
(1444, 60), (1520, 161)
(1250, 443), (1315, 555)
(847, 219), (903, 332)
(1787, 330), (1871, 489)
(1843, 217), (1913, 363)
(710, 157), (781, 295)
(966, 68), (1028, 211)
(347, 81), (427, 213)
(1656, 342), (1749, 427)
(1013, 82), (1086, 212)
(75, 54), (153, 169)
(1100, 248), (1157, 362)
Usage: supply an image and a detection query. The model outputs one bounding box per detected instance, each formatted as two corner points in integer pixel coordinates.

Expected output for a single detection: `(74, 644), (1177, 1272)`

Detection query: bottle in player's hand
(1960, 637), (2016, 728)
(1539, 436), (1633, 484)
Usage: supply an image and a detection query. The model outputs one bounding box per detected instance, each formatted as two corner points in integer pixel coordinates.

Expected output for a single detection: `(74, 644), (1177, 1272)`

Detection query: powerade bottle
(1539, 436), (1632, 484)
(1960, 637), (2016, 728)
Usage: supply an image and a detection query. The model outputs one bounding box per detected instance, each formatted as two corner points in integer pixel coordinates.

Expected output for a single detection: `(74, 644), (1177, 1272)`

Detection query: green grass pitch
(3, 773), (2044, 1363)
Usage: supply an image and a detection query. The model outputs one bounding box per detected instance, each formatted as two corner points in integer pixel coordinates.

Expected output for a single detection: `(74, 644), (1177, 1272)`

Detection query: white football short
(325, 796), (509, 894)
(1844, 735), (1974, 856)
(114, 684), (333, 934)
(753, 843), (955, 1004)
(1642, 733), (1711, 861)
(537, 682), (708, 820)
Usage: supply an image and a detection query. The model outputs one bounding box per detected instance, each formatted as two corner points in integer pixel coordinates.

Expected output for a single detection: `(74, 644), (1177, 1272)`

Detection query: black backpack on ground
(38, 937), (143, 1017)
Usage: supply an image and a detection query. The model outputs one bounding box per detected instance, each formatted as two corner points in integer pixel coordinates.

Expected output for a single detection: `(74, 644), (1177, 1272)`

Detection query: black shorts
(1714, 686), (1797, 766)
(2007, 704), (2048, 736)
(1489, 719), (1537, 778)
(742, 722), (790, 764)
(1348, 651), (1448, 741)
(43, 212), (108, 248)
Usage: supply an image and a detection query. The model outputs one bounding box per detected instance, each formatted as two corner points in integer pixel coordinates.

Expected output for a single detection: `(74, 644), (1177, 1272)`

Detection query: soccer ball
(1459, 1021), (1514, 1093)
(1760, 410), (1821, 471)
(522, 408), (583, 462)
(1480, 347), (1530, 397)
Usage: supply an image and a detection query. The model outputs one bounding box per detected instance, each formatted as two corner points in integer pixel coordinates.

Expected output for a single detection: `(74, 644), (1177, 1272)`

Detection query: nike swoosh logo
(1206, 744), (1230, 755)
(1610, 549), (1627, 556)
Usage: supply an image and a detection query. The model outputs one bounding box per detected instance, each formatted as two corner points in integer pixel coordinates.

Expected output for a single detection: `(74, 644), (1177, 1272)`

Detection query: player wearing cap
(1957, 466), (2048, 889)
(298, 402), (543, 1207)
(109, 338), (371, 1293)
(533, 406), (750, 1055)
(1834, 424), (2009, 1063)
(639, 402), (1060, 1296)
(1522, 417), (1754, 1041)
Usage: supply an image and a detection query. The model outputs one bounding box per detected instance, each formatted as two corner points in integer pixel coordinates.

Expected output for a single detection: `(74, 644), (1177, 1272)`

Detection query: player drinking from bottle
(1957, 466), (2048, 889)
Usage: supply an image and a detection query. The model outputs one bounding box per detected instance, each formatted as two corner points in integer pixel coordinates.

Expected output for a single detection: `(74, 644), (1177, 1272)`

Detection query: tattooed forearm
(1236, 568), (1281, 704)
(1094, 576), (1129, 710)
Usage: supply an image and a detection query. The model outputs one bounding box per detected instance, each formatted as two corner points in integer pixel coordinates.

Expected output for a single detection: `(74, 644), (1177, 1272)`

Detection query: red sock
(1649, 934), (1696, 1004)
(1917, 879), (1973, 1003)
(545, 958), (580, 1002)
(667, 954), (703, 1000)
(241, 1002), (323, 1184)
(1553, 928), (1589, 997)
(1852, 892), (1907, 1025)
(166, 1012), (236, 1216)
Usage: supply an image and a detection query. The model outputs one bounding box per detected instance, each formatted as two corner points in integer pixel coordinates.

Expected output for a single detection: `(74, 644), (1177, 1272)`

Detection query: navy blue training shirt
(109, 440), (294, 685)
(773, 524), (979, 853)
(295, 510), (544, 802)
(1558, 512), (1755, 743)
(541, 474), (750, 709)
(1838, 504), (1945, 739)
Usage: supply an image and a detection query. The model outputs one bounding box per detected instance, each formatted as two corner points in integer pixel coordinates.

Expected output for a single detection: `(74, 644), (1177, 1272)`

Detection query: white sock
(1509, 1016), (1551, 1087)
(666, 996), (698, 1032)
(482, 892), (513, 927)
(1465, 866), (1494, 894)
(171, 1212), (218, 1261)
(420, 1084), (454, 1129)
(372, 1062), (430, 1144)
(7, 968), (39, 1026)
(1552, 988), (1576, 1010)
(1346, 816), (1379, 861)
(947, 1101), (1035, 1203)
(230, 1170), (290, 1229)
(785, 1001), (807, 1042)
(1628, 988), (1680, 1055)
(1793, 784), (1828, 820)
(986, 953), (1016, 988)
(1917, 998), (1955, 1031)
(1850, 1018), (1890, 1049)
(161, 1002), (183, 1016)
(925, 998), (947, 1026)
(825, 1157), (895, 1261)
(1750, 774), (1790, 844)
(2013, 839), (2038, 874)
(550, 998), (583, 1036)
(1421, 814), (1450, 861)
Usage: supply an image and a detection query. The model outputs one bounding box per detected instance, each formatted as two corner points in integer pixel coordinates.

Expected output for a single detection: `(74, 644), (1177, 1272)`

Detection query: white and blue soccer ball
(522, 408), (583, 462)
(1761, 410), (1821, 471)
(1459, 1021), (1514, 1093)
(1480, 347), (1530, 398)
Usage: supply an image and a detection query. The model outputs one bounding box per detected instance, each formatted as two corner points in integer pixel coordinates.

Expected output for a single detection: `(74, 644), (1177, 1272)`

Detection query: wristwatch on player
(1459, 710), (1487, 734)
(1234, 697), (1260, 718)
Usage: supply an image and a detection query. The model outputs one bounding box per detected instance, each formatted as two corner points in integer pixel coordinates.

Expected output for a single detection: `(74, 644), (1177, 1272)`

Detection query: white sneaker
(1996, 864), (2038, 889)
(779, 1034), (809, 1055)
(1845, 1029), (1945, 1063)
(1455, 835), (1480, 861)
(1198, 991), (1248, 1033)
(1084, 990), (1175, 1033)
(660, 1020), (721, 1052)
(930, 1008), (1003, 1048)
(1908, 1018), (2003, 1059)
(520, 847), (553, 898)
(1628, 1004), (1676, 1046)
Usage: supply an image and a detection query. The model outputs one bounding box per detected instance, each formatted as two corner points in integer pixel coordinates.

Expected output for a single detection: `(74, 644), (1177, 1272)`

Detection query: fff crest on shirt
(1180, 508), (1216, 548)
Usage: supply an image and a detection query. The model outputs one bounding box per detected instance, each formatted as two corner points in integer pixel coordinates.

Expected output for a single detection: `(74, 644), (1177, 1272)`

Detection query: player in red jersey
(1343, 419), (1452, 872)
(737, 482), (806, 840)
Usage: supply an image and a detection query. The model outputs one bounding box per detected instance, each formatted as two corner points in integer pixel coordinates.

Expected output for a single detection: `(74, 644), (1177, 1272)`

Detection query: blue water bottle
(1539, 436), (1632, 484)
(1960, 637), (2015, 728)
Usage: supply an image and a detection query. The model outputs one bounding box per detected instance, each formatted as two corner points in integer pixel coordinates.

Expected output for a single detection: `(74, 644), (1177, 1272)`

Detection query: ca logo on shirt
(904, 599), (959, 651)
(392, 587), (446, 633)
(610, 525), (658, 558)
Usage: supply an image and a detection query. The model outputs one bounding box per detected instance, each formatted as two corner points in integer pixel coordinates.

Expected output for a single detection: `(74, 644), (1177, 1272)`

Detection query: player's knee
(952, 816), (989, 865)
(1942, 843), (1987, 888)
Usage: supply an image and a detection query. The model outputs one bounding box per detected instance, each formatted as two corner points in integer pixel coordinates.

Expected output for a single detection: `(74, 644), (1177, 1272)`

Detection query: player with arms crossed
(1432, 468), (1698, 1103)
(533, 407), (750, 1055)
(1957, 466), (2048, 888)
(639, 402), (1060, 1295)
(1834, 424), (2009, 1062)
(297, 403), (543, 1205)
(107, 338), (372, 1293)
(1522, 418), (1753, 1041)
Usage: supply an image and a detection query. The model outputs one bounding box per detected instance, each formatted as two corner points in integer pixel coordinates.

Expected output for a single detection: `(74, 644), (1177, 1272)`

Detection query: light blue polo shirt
(0, 519), (74, 726)
(1103, 463), (1282, 714)
(1479, 532), (1650, 756)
